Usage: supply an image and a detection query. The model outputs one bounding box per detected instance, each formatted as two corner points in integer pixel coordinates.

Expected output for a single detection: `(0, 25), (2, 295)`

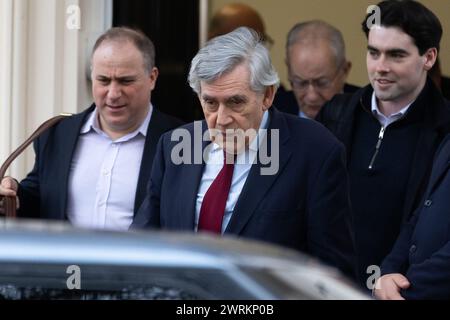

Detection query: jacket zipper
(368, 126), (385, 170)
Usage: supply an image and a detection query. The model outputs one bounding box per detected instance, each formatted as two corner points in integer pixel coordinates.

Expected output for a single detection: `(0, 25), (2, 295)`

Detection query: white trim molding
(0, 0), (29, 178)
(199, 0), (209, 48)
(0, 0), (112, 180)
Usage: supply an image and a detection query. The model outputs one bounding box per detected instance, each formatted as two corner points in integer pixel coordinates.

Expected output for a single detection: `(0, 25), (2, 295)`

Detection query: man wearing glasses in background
(274, 20), (358, 119)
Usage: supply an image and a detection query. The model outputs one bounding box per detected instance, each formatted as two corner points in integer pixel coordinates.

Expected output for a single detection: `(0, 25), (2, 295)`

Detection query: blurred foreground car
(0, 218), (369, 300)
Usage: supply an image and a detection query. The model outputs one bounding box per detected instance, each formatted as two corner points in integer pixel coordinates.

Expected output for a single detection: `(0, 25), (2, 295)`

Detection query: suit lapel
(180, 162), (205, 230)
(134, 109), (173, 215)
(179, 121), (209, 229)
(401, 128), (437, 221)
(225, 109), (292, 235)
(426, 136), (450, 195)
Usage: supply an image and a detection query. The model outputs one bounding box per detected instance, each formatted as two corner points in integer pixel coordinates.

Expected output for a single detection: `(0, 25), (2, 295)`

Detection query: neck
(98, 105), (149, 141)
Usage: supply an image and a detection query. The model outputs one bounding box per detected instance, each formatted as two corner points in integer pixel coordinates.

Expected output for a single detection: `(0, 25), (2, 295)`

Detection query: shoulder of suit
(153, 108), (185, 129)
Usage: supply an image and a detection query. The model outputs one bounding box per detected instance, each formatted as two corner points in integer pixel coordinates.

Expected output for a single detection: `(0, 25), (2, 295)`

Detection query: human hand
(374, 273), (410, 300)
(0, 177), (18, 196)
(0, 177), (19, 215)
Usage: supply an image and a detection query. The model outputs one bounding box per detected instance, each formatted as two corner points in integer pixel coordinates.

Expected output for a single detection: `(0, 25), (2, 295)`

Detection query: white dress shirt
(195, 111), (269, 233)
(371, 92), (413, 128)
(66, 105), (152, 230)
(298, 109), (312, 120)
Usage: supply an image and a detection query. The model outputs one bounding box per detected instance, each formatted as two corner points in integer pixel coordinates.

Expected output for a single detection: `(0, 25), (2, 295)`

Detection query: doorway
(113, 0), (203, 122)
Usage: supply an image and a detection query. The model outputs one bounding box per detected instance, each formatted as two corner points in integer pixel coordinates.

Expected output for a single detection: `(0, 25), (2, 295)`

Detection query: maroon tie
(198, 151), (235, 233)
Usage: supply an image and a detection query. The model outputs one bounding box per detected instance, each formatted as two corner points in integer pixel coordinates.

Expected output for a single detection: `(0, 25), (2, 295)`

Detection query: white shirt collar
(298, 110), (312, 120)
(371, 93), (413, 127)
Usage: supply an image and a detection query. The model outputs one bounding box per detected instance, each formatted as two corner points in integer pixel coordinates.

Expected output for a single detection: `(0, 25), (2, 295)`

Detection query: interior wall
(210, 0), (450, 88)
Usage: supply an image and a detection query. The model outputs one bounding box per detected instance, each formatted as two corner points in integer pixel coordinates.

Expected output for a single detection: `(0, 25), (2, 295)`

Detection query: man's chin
(374, 89), (395, 102)
(211, 139), (244, 154)
(302, 106), (321, 119)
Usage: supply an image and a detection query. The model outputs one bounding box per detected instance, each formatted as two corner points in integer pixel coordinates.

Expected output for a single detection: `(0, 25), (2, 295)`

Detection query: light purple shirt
(66, 105), (152, 230)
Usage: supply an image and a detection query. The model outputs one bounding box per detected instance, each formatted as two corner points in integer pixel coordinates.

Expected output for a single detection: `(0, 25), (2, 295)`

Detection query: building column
(0, 0), (112, 180)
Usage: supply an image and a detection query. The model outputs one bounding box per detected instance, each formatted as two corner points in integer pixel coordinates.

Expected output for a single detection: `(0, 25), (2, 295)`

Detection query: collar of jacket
(357, 77), (450, 131)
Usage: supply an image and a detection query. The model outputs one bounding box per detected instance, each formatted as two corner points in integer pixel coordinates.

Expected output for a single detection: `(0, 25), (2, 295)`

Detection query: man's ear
(423, 48), (437, 71)
(342, 60), (352, 79)
(262, 85), (276, 111)
(285, 57), (292, 80)
(148, 67), (159, 90)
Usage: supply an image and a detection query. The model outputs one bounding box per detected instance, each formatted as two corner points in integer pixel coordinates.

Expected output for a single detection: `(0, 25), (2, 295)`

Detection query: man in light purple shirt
(0, 27), (182, 230)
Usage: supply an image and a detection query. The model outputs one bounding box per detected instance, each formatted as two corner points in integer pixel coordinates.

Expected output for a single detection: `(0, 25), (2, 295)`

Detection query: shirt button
(424, 200), (432, 207)
(409, 245), (417, 253)
(103, 170), (109, 176)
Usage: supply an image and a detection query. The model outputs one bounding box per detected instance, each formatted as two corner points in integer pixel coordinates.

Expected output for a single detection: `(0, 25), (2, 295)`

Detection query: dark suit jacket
(274, 83), (360, 116)
(17, 104), (183, 221)
(440, 75), (450, 100)
(381, 134), (450, 299)
(133, 107), (356, 277)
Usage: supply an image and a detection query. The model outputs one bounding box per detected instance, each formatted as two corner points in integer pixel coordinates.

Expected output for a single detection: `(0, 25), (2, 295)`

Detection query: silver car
(0, 218), (369, 300)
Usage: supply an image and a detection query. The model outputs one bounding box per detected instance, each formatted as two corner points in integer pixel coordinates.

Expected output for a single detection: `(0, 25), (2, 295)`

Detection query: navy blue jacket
(17, 104), (183, 221)
(381, 134), (450, 299)
(132, 107), (356, 277)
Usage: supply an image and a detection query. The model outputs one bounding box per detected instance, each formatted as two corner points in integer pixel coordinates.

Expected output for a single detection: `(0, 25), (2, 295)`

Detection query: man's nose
(303, 85), (323, 103)
(375, 56), (390, 74)
(216, 105), (232, 126)
(107, 83), (122, 100)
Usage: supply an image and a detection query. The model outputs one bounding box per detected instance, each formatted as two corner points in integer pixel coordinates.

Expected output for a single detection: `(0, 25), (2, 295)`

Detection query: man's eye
(368, 50), (379, 58)
(291, 79), (309, 89)
(98, 79), (110, 85)
(229, 99), (243, 105)
(204, 100), (217, 109)
(121, 79), (134, 84)
(316, 79), (331, 88)
(390, 53), (405, 59)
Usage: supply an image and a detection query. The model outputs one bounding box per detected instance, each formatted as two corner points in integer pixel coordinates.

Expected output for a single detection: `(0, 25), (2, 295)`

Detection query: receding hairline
(286, 20), (346, 66)
(90, 39), (147, 68)
(92, 36), (147, 58)
(90, 27), (156, 74)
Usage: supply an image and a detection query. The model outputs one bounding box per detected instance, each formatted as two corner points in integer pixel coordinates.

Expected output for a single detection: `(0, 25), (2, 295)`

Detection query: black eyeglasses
(289, 63), (344, 92)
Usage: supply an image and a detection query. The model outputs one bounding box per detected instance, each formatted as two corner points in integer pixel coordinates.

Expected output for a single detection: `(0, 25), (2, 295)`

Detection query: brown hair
(91, 27), (155, 73)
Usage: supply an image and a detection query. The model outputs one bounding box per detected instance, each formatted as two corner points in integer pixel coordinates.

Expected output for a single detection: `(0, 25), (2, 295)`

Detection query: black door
(113, 0), (203, 122)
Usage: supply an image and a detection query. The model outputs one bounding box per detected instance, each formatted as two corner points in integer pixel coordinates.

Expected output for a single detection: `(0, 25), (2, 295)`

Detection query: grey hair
(188, 27), (279, 95)
(286, 20), (346, 67)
